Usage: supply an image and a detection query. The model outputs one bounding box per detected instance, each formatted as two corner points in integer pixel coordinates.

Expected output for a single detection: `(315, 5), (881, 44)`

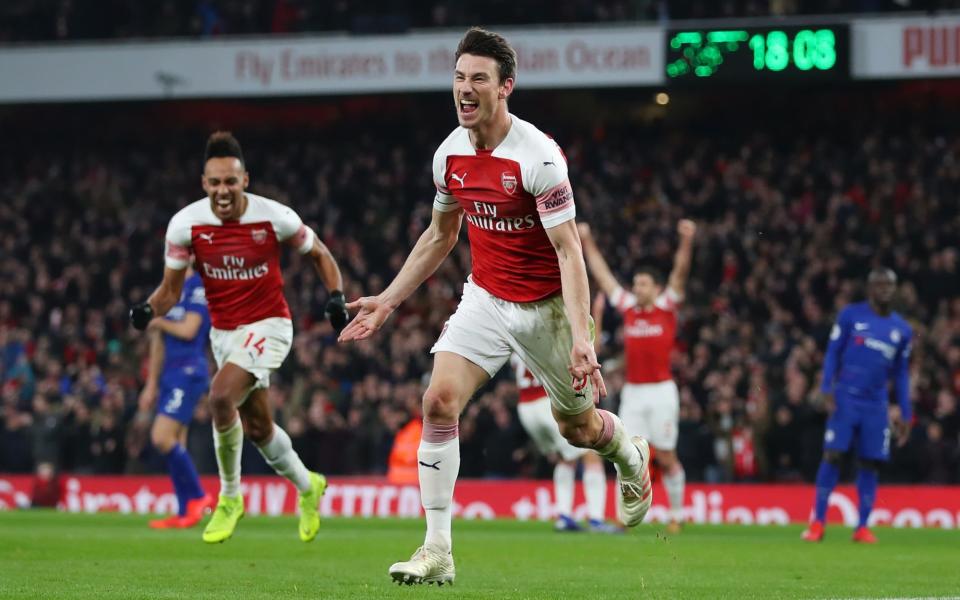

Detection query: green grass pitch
(1, 511), (958, 599)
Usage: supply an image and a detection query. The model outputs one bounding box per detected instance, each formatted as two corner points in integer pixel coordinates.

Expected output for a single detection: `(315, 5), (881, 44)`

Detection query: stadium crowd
(2, 0), (958, 42)
(1, 95), (959, 486)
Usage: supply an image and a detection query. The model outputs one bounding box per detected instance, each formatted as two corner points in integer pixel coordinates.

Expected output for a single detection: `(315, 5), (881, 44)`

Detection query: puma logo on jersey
(450, 172), (468, 188)
(542, 161), (555, 166)
(419, 460), (442, 470)
(199, 232), (215, 244)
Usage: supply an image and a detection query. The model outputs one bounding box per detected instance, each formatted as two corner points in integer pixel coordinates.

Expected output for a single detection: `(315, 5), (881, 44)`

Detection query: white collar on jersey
(459, 114), (518, 156)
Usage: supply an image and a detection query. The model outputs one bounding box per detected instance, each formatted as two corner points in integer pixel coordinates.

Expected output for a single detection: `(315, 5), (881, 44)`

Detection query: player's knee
(150, 428), (177, 454)
(422, 385), (461, 423)
(560, 429), (589, 448)
(242, 418), (273, 445)
(208, 388), (235, 414)
(556, 420), (594, 448)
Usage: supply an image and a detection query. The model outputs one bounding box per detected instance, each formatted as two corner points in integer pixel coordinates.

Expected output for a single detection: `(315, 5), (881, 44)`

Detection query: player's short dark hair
(635, 266), (664, 285)
(455, 27), (517, 84)
(205, 131), (244, 167)
(868, 267), (897, 284)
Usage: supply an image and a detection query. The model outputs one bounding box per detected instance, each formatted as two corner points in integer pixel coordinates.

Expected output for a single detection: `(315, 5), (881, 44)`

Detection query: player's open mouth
(216, 198), (233, 209)
(459, 99), (478, 115)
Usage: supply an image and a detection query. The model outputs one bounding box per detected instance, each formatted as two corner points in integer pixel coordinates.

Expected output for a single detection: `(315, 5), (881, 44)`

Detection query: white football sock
(419, 437), (460, 552)
(663, 465), (686, 522)
(213, 416), (243, 498)
(256, 424), (312, 493)
(553, 462), (576, 518)
(583, 462), (607, 522)
(594, 411), (642, 479)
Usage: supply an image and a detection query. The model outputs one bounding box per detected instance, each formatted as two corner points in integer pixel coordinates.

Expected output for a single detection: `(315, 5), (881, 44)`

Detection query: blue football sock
(856, 468), (878, 528)
(165, 444), (205, 515)
(164, 449), (188, 515)
(813, 460), (840, 523)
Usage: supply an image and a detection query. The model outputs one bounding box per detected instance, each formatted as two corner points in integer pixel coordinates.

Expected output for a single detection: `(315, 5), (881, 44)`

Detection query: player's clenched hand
(891, 408), (911, 448)
(129, 302), (154, 330)
(893, 418), (910, 448)
(337, 296), (394, 342)
(818, 391), (836, 415)
(324, 290), (350, 334)
(678, 219), (697, 240)
(569, 339), (607, 401)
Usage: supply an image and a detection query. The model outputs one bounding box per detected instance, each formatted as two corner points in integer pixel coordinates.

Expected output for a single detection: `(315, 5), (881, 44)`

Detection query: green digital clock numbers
(666, 25), (849, 83)
(747, 29), (836, 71)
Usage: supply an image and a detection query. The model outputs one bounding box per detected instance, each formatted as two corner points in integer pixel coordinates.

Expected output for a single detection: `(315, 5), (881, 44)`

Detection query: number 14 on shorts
(243, 332), (266, 356)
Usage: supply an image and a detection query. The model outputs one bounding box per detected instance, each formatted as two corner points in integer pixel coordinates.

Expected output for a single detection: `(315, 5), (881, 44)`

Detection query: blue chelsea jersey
(820, 301), (912, 419)
(162, 273), (211, 377)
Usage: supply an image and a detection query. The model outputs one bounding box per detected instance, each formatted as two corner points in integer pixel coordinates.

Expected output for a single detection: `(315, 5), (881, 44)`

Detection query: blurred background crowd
(3, 0), (960, 42)
(1, 83), (959, 485)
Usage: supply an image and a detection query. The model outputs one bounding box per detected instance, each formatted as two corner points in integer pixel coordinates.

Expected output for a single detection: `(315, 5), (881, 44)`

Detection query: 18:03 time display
(665, 24), (850, 83)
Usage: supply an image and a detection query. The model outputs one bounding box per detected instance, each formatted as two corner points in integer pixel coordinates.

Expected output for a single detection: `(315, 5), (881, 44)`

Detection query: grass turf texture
(1, 512), (958, 599)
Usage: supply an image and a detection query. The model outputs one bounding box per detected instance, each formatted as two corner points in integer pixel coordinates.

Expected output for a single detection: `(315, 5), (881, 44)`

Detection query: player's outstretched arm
(819, 307), (850, 407)
(131, 267), (187, 330)
(307, 236), (344, 294)
(138, 328), (164, 413)
(667, 219), (697, 297)
(148, 311), (203, 341)
(892, 330), (913, 446)
(547, 219), (606, 399)
(338, 207), (462, 342)
(304, 236), (350, 333)
(577, 223), (621, 297)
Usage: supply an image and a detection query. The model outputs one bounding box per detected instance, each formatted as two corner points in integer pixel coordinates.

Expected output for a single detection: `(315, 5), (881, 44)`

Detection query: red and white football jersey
(164, 193), (314, 330)
(610, 286), (681, 384)
(510, 354), (547, 403)
(432, 115), (576, 302)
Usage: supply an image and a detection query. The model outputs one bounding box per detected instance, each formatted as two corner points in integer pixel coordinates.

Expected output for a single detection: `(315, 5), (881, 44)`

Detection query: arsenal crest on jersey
(501, 172), (517, 195)
(251, 228), (268, 244)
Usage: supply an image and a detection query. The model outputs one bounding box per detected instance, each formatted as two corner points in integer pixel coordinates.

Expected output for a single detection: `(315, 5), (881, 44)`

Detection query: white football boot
(388, 544), (455, 586)
(617, 436), (653, 527)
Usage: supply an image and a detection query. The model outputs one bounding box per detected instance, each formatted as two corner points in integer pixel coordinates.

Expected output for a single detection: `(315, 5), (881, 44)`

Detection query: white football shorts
(431, 277), (595, 415)
(516, 396), (588, 462)
(210, 317), (293, 390)
(619, 380), (680, 451)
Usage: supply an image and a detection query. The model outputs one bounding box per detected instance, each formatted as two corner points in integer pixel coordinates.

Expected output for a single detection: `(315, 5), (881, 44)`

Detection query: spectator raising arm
(577, 223), (622, 297)
(667, 220), (697, 298)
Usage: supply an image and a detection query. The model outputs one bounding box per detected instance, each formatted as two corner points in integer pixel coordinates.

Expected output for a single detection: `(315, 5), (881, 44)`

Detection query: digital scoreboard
(665, 24), (850, 83)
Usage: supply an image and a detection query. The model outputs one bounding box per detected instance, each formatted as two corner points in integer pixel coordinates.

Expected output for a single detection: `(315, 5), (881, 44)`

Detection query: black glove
(130, 302), (154, 330)
(324, 290), (349, 333)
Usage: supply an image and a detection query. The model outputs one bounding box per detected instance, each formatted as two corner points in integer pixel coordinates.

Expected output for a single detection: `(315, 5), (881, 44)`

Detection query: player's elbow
(552, 243), (573, 266)
(313, 240), (337, 264)
(445, 231), (459, 251)
(430, 228), (459, 255)
(155, 284), (181, 316)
